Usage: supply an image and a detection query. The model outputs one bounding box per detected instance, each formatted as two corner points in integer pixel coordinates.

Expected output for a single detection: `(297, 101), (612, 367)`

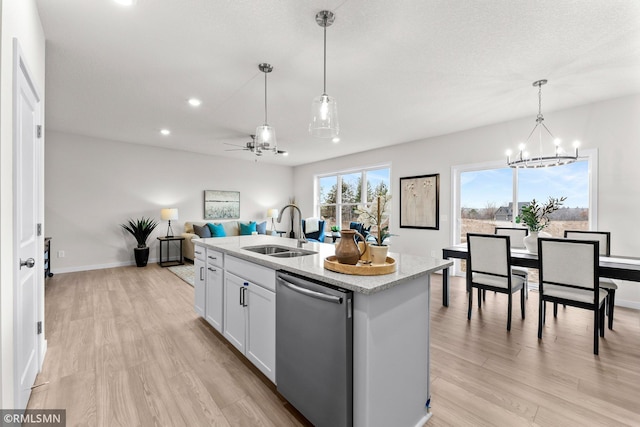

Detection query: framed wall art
(399, 174), (439, 230)
(204, 190), (240, 220)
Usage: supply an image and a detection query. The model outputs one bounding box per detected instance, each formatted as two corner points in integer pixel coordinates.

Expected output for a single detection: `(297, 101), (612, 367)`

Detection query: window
(452, 150), (597, 274)
(317, 166), (391, 230)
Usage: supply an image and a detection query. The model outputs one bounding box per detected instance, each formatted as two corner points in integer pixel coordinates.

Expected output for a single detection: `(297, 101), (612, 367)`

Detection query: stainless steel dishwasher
(276, 271), (353, 427)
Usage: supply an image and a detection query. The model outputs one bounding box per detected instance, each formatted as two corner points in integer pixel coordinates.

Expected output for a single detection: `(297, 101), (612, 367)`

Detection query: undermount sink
(242, 245), (291, 255)
(242, 245), (317, 258)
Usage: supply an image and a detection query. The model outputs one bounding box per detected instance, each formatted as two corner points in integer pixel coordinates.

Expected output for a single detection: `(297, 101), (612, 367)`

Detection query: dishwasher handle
(279, 278), (343, 304)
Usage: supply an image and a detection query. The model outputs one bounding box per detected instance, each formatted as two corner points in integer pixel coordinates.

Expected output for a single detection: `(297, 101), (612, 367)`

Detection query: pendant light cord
(264, 70), (268, 124)
(323, 15), (327, 94)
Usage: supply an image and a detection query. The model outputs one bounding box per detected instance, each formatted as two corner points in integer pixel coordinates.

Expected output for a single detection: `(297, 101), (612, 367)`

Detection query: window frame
(451, 149), (598, 275)
(315, 163), (392, 229)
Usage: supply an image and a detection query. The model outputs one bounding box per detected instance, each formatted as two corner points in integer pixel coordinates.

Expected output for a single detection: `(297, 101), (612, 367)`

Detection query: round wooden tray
(324, 255), (397, 276)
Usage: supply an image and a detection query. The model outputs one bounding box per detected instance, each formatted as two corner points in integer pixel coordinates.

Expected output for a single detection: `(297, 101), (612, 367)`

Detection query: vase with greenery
(354, 194), (393, 264)
(516, 196), (565, 252)
(121, 217), (158, 267)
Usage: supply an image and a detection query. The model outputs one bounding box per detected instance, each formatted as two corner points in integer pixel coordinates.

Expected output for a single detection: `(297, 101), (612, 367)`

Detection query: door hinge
(37, 223), (42, 236)
(37, 125), (43, 138)
(37, 321), (42, 334)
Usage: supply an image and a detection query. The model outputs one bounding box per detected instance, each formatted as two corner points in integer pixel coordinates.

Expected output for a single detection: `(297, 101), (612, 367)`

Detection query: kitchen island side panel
(353, 275), (431, 427)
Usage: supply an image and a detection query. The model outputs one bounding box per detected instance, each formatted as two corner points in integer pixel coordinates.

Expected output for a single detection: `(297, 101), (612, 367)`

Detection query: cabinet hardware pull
(239, 286), (243, 306)
(199, 267), (204, 280)
(242, 287), (248, 307)
(208, 267), (216, 272)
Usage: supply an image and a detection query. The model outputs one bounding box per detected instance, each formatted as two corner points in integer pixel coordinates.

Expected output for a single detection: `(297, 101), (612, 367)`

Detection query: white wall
(293, 94), (640, 308)
(45, 131), (293, 272)
(0, 0), (45, 409)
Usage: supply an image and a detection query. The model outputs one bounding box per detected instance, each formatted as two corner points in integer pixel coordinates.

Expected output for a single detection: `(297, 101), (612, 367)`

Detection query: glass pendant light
(309, 10), (339, 139)
(255, 63), (277, 154)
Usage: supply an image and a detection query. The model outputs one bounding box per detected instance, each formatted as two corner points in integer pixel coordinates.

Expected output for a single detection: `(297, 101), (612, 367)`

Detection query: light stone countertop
(194, 235), (452, 295)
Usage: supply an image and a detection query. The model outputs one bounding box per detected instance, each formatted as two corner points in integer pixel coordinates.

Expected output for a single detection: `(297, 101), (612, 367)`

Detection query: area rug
(168, 265), (194, 287)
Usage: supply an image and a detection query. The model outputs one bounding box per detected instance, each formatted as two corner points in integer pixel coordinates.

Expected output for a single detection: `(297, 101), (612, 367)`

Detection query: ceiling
(35, 0), (640, 166)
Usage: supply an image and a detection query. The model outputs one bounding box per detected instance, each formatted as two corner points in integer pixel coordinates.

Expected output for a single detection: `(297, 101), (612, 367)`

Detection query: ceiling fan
(224, 135), (287, 157)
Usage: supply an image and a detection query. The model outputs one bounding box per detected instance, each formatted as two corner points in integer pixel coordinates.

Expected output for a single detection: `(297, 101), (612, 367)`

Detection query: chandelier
(506, 80), (579, 168)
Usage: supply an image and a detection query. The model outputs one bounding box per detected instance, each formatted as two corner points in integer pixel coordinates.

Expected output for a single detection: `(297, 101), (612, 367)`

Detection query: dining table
(440, 244), (640, 307)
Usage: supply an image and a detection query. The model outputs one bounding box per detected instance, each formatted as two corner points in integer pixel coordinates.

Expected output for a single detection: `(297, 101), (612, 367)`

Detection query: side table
(328, 231), (341, 243)
(157, 236), (185, 267)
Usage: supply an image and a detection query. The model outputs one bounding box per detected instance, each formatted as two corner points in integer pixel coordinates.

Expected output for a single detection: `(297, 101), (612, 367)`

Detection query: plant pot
(523, 231), (551, 253)
(368, 244), (389, 265)
(134, 246), (150, 267)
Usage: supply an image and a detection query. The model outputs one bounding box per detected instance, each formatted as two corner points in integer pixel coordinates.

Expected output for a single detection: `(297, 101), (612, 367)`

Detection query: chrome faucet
(277, 204), (307, 247)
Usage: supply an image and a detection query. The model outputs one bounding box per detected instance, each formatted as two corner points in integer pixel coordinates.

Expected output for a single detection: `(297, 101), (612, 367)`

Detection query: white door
(14, 41), (42, 410)
(205, 266), (223, 332)
(223, 273), (247, 353)
(194, 258), (206, 317)
(246, 283), (276, 383)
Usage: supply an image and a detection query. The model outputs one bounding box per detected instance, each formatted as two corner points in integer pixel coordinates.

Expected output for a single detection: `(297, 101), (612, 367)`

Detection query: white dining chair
(564, 230), (616, 329)
(467, 233), (526, 331)
(538, 237), (607, 355)
(495, 227), (529, 298)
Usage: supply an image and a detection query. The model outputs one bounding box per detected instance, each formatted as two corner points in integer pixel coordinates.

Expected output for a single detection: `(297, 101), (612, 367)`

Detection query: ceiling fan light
(309, 94), (339, 138)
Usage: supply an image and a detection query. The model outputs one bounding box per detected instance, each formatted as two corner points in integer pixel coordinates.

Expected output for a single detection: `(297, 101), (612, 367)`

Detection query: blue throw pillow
(240, 221), (257, 235)
(207, 223), (226, 237)
(256, 221), (267, 235)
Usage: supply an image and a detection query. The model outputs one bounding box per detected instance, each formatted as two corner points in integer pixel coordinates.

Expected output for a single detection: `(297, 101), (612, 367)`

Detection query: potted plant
(516, 196), (566, 253)
(121, 217), (158, 267)
(354, 193), (393, 264)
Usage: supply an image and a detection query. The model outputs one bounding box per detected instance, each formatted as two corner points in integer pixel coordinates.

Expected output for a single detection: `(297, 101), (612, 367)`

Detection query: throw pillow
(256, 221), (267, 235)
(240, 221), (257, 235)
(193, 224), (212, 238)
(207, 223), (227, 237)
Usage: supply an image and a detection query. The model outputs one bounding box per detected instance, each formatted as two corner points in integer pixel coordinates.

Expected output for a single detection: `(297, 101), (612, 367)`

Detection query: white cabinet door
(246, 282), (276, 383)
(194, 258), (206, 317)
(223, 272), (247, 353)
(205, 264), (224, 332)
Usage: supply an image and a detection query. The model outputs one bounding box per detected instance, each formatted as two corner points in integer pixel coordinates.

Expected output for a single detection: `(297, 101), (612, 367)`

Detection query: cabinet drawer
(226, 256), (276, 292)
(207, 249), (223, 268)
(193, 244), (206, 261)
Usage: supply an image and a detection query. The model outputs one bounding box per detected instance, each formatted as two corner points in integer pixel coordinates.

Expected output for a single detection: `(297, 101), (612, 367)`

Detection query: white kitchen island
(193, 235), (452, 427)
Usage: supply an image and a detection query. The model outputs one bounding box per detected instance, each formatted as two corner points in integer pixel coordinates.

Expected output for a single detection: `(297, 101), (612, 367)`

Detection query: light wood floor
(28, 265), (640, 426)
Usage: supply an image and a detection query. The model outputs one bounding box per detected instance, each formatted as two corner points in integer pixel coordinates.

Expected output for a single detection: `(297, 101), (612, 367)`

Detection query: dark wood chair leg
(468, 286), (473, 320)
(482, 289), (486, 301)
(538, 298), (544, 339)
(608, 289), (615, 330)
(599, 304), (605, 338)
(478, 288), (482, 308)
(520, 288), (525, 319)
(553, 302), (558, 317)
(507, 293), (512, 331)
(593, 308), (599, 355)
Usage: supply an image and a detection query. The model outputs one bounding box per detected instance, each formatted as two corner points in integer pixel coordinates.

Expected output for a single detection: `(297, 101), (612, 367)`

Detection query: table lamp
(267, 208), (278, 235)
(160, 208), (178, 237)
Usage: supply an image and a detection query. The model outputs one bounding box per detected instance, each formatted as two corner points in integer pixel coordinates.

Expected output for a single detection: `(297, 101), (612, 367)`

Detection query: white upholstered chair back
(495, 227), (528, 249)
(468, 234), (509, 277)
(564, 231), (610, 256)
(539, 238), (598, 290)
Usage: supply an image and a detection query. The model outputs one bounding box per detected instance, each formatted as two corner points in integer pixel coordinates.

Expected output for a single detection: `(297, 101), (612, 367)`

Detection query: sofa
(182, 220), (267, 261)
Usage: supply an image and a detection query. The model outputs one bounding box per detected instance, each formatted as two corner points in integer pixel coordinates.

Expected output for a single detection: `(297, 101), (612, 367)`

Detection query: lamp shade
(267, 208), (279, 219)
(160, 208), (178, 221)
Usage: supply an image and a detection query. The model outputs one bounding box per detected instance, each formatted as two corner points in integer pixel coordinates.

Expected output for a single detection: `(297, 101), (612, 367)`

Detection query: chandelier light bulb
(554, 138), (562, 146)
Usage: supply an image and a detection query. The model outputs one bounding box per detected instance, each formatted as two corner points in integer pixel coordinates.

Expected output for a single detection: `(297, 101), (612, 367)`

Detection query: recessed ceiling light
(160, 129), (171, 136)
(188, 98), (202, 107)
(332, 137), (340, 143)
(114, 0), (137, 6)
